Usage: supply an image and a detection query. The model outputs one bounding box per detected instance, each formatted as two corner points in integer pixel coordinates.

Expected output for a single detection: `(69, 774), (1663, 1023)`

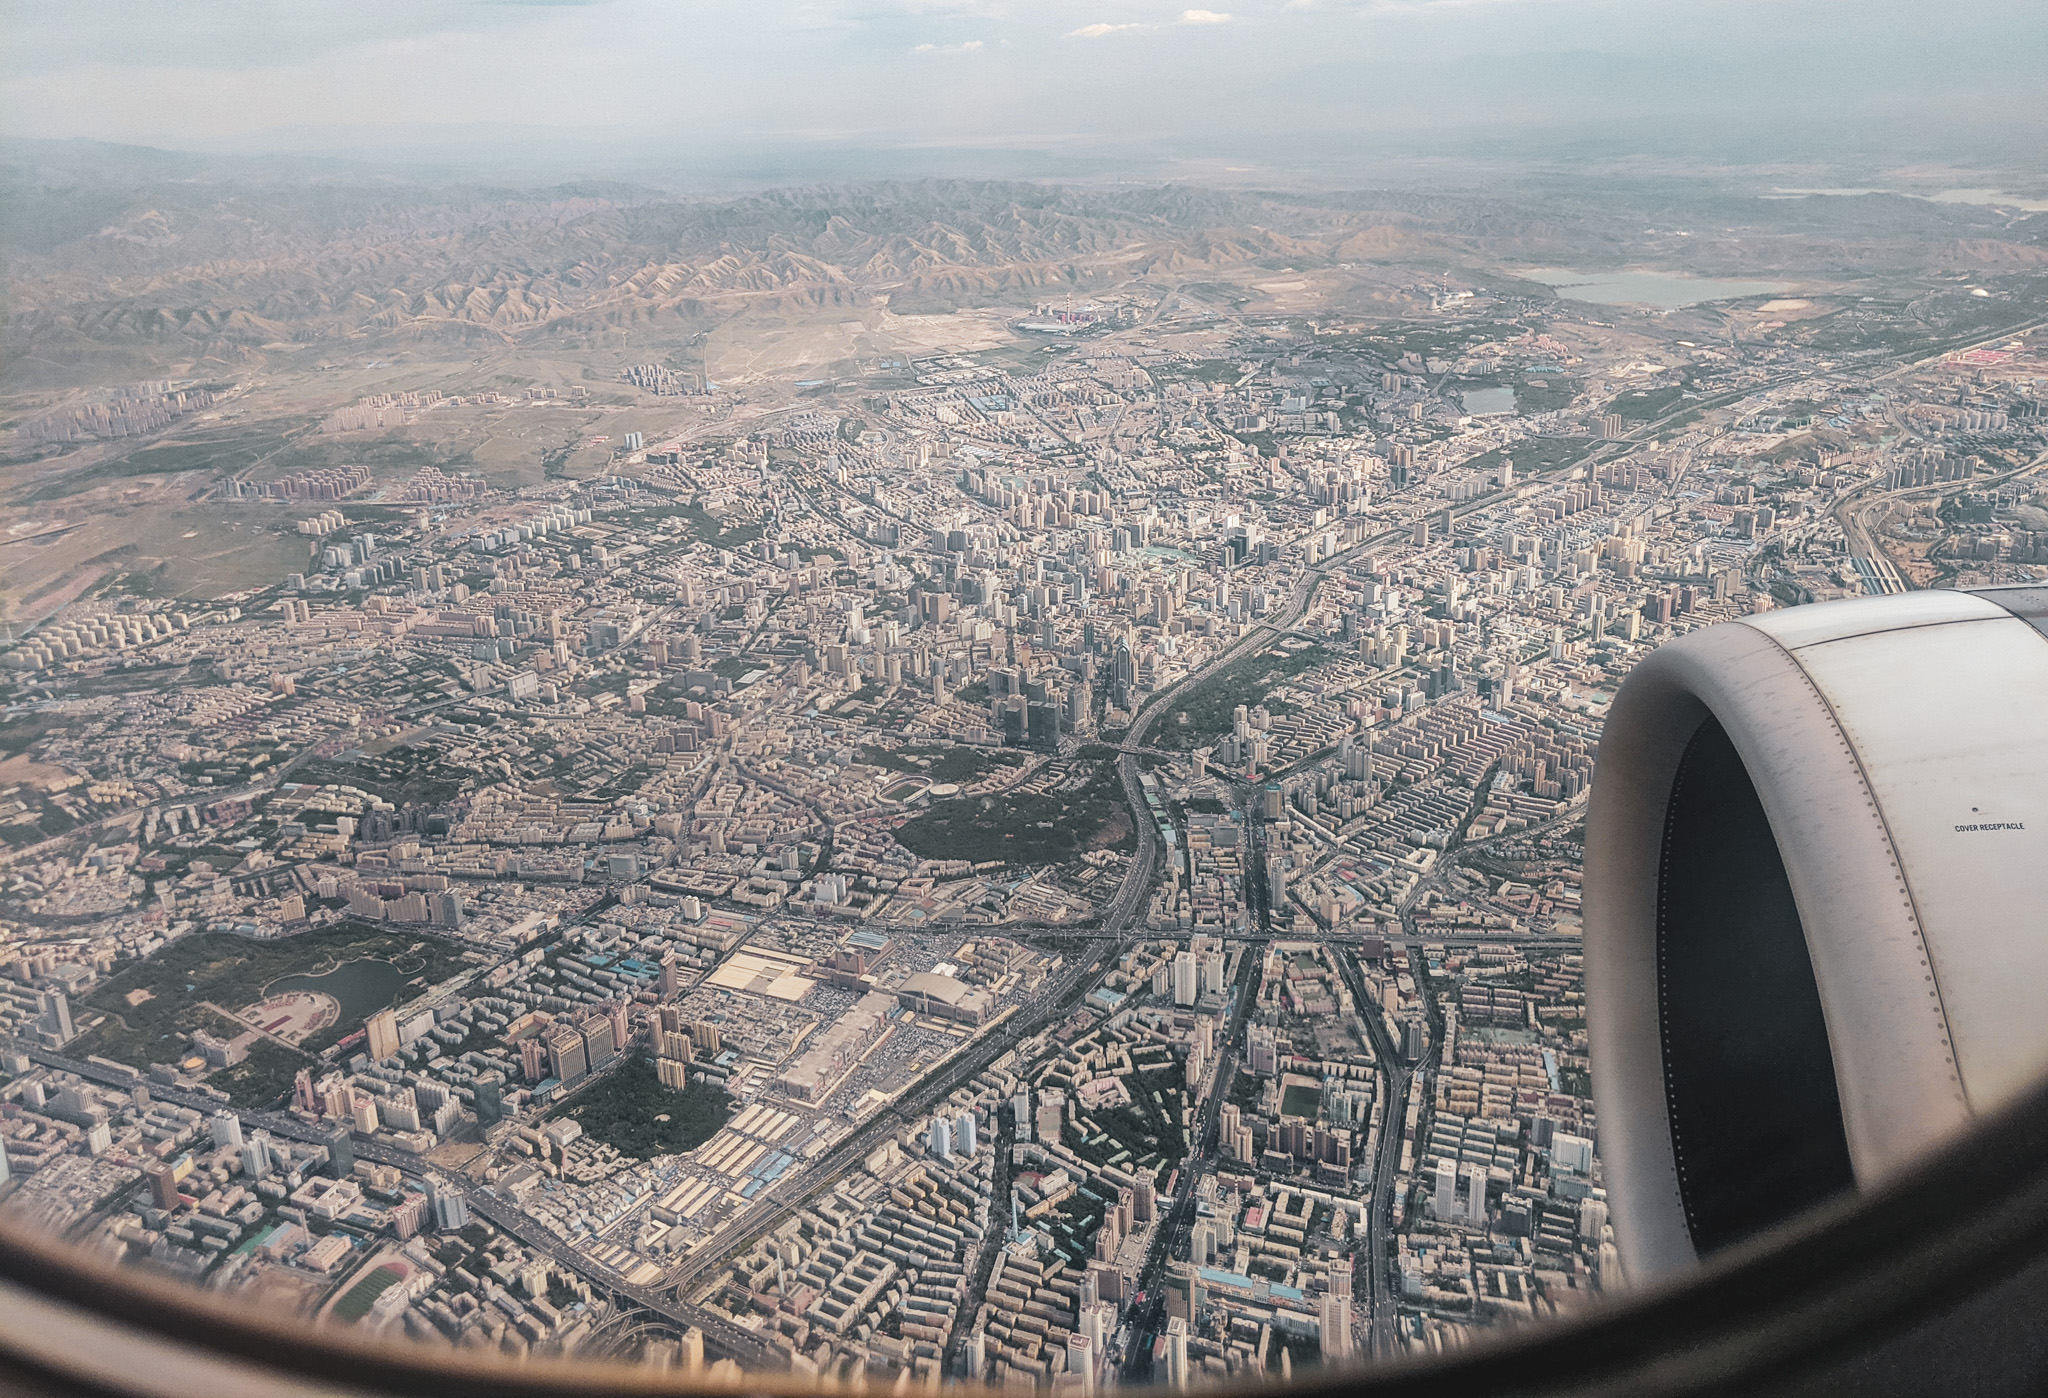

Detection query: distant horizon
(5, 131), (2045, 204)
(4, 0), (2045, 186)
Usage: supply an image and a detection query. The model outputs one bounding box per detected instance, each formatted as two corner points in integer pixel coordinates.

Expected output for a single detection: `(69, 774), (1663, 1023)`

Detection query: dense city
(4, 244), (2045, 1389)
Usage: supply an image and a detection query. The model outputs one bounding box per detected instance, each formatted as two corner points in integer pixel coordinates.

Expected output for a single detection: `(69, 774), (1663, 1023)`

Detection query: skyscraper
(1434, 1157), (1459, 1220)
(546, 1020), (588, 1083)
(474, 1074), (504, 1127)
(242, 1131), (274, 1180)
(580, 1011), (617, 1070)
(929, 1116), (953, 1161)
(365, 1008), (400, 1063)
(1463, 1161), (1490, 1226)
(144, 1161), (181, 1210)
(37, 990), (73, 1044)
(1580, 1196), (1609, 1243)
(321, 1123), (354, 1178)
(956, 1109), (977, 1156)
(1248, 1026), (1278, 1077)
(1320, 1267), (1354, 1361)
(1066, 1332), (1095, 1394)
(1082, 1299), (1112, 1358)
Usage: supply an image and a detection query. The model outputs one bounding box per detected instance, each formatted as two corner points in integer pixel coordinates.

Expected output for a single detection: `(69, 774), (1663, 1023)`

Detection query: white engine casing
(1587, 586), (2048, 1281)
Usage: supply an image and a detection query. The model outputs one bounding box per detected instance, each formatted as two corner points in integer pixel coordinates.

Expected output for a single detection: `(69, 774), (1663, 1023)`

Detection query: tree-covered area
(548, 1057), (731, 1158)
(208, 1038), (313, 1110)
(74, 925), (462, 1068)
(894, 758), (1125, 864)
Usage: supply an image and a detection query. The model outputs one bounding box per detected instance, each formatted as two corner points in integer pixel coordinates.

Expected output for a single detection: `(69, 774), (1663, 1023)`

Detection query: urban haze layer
(2, 148), (2045, 1385)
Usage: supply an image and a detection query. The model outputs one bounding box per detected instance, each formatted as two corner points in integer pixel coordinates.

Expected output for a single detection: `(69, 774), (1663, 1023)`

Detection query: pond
(266, 958), (407, 1027)
(1515, 267), (1794, 309)
(1460, 387), (1517, 416)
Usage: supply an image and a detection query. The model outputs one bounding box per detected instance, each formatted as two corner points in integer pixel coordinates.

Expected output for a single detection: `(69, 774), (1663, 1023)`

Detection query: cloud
(1066, 11), (1228, 38)
(911, 38), (985, 51)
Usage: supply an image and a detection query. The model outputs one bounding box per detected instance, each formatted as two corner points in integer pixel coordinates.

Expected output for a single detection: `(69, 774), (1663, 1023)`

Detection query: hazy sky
(3, 0), (2044, 170)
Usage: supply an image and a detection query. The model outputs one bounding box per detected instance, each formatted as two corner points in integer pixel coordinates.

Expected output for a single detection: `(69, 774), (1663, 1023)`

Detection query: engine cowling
(1586, 586), (2048, 1281)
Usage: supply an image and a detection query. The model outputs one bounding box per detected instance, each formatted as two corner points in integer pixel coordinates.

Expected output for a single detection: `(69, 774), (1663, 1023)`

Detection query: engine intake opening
(1658, 714), (1855, 1256)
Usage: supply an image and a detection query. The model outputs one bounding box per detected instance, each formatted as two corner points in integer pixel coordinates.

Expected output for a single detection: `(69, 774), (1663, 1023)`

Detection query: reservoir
(1771, 188), (2048, 214)
(1460, 387), (1517, 416)
(267, 958), (407, 1027)
(1930, 188), (2048, 213)
(1515, 268), (1793, 309)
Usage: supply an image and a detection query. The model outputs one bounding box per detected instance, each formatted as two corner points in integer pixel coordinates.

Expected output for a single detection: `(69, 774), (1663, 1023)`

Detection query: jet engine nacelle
(1587, 586), (2048, 1282)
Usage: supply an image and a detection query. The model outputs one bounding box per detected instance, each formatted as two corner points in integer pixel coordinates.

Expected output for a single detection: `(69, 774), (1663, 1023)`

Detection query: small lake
(1930, 188), (2048, 213)
(1515, 268), (1794, 309)
(267, 958), (406, 1026)
(1460, 387), (1517, 416)
(1769, 188), (2048, 214)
